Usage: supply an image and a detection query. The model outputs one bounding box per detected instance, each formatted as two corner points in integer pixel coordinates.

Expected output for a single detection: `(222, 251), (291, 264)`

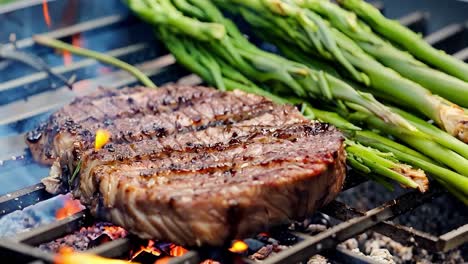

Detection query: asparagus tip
(438, 104), (468, 143)
(393, 165), (429, 193)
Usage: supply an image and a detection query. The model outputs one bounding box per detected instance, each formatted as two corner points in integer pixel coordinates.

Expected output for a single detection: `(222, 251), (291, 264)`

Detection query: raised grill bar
(0, 0), (466, 263)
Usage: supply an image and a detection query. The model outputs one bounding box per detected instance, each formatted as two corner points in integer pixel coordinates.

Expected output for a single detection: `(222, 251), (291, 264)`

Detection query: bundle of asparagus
(217, 0), (468, 143)
(35, 0), (468, 203)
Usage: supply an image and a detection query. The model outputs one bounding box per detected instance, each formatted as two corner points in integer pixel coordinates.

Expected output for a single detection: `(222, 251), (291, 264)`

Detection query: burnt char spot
(154, 127), (167, 137)
(142, 128), (152, 136)
(44, 149), (54, 159)
(104, 119), (113, 126)
(26, 122), (47, 143)
(304, 122), (330, 135)
(192, 116), (202, 123)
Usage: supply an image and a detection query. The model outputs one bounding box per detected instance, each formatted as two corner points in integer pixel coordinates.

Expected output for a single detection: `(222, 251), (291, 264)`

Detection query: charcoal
(244, 238), (265, 254)
(250, 245), (273, 260)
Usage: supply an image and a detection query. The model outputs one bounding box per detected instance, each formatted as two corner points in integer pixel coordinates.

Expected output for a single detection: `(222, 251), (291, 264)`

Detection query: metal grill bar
(0, 55), (179, 126)
(454, 47), (468, 61)
(0, 238), (54, 263)
(0, 43), (149, 93)
(14, 210), (88, 245)
(86, 238), (132, 258)
(0, 183), (52, 217)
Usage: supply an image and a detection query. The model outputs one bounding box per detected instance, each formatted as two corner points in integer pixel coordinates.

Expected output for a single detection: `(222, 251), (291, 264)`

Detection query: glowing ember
(95, 129), (111, 150)
(130, 240), (161, 261)
(63, 34), (82, 66)
(154, 256), (171, 264)
(42, 0), (52, 27)
(103, 226), (127, 239)
(55, 247), (136, 264)
(229, 240), (248, 253)
(169, 244), (188, 257)
(56, 199), (83, 220)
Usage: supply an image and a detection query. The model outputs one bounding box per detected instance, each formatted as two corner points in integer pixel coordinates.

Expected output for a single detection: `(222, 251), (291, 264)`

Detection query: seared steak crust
(27, 85), (346, 246)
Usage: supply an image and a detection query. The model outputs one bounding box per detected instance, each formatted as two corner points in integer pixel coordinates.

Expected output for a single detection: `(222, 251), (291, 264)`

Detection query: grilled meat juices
(27, 85), (346, 246)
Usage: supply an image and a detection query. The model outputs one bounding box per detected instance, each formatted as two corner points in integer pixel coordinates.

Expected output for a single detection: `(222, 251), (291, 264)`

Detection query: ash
(0, 194), (73, 237)
(338, 232), (465, 264)
(245, 213), (330, 261)
(39, 222), (128, 253)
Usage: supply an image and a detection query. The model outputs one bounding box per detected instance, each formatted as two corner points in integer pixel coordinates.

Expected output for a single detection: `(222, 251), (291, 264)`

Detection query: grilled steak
(27, 85), (346, 246)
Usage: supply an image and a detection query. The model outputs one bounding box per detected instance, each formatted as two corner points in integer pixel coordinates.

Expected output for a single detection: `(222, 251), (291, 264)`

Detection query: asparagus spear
(33, 35), (156, 88)
(298, 0), (468, 107)
(353, 130), (468, 200)
(218, 0), (468, 142)
(339, 0), (468, 83)
(352, 111), (468, 177)
(345, 141), (427, 192)
(391, 107), (468, 160)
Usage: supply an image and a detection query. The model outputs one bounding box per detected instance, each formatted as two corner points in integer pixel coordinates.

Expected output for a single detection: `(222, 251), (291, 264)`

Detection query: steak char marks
(27, 85), (346, 246)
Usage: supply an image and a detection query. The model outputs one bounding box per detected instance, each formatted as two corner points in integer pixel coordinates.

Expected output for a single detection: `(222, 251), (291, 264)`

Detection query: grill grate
(0, 1), (467, 263)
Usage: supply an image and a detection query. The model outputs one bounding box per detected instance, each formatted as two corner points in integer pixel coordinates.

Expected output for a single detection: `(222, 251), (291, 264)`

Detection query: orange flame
(154, 257), (171, 264)
(95, 129), (111, 150)
(42, 0), (52, 27)
(228, 240), (248, 253)
(63, 51), (72, 66)
(55, 246), (136, 264)
(130, 240), (162, 261)
(56, 199), (83, 220)
(63, 34), (82, 66)
(103, 226), (127, 239)
(169, 245), (188, 257)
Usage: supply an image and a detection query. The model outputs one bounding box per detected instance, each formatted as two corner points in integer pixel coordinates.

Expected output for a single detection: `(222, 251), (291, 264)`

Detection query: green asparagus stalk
(33, 35), (157, 88)
(299, 0), (468, 107)
(217, 0), (468, 142)
(391, 107), (468, 160)
(353, 111), (468, 177)
(345, 141), (426, 192)
(339, 0), (468, 83)
(353, 130), (468, 200)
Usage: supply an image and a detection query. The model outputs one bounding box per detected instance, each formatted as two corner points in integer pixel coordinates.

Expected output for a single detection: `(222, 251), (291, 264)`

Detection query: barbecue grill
(0, 0), (467, 263)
